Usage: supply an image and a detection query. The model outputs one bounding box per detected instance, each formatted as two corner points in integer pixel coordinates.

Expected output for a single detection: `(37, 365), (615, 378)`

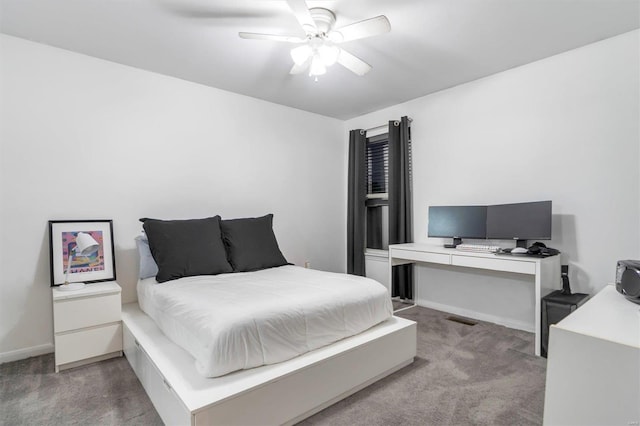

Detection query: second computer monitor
(486, 200), (552, 242)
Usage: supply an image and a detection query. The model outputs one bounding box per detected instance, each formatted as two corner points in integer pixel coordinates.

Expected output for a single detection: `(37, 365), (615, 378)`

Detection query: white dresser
(543, 285), (640, 425)
(52, 281), (123, 372)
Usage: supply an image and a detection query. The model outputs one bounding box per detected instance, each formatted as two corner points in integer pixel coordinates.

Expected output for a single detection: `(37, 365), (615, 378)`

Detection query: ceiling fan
(239, 0), (391, 80)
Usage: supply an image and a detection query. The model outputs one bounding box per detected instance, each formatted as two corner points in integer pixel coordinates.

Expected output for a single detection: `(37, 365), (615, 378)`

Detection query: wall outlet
(561, 264), (569, 275)
(304, 261), (311, 269)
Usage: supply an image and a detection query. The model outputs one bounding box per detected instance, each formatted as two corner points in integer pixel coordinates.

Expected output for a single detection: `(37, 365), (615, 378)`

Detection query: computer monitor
(428, 205), (487, 247)
(486, 200), (552, 247)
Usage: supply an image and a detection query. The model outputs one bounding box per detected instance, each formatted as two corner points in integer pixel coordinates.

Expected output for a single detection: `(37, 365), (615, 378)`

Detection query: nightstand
(52, 281), (123, 372)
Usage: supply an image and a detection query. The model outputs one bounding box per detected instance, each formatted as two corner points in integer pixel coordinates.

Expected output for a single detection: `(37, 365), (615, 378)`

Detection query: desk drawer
(451, 255), (536, 275)
(391, 249), (450, 265)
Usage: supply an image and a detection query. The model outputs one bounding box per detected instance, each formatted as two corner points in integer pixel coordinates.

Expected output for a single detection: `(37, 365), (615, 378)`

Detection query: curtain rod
(360, 117), (413, 135)
(363, 124), (388, 134)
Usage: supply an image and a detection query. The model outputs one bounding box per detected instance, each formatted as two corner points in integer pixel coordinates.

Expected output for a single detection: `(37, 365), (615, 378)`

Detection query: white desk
(389, 243), (561, 356)
(543, 285), (640, 425)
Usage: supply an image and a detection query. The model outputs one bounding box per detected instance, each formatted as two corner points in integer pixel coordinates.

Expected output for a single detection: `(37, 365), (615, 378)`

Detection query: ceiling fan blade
(238, 32), (305, 43)
(290, 60), (310, 75)
(329, 15), (391, 43)
(337, 49), (372, 76)
(286, 0), (316, 33)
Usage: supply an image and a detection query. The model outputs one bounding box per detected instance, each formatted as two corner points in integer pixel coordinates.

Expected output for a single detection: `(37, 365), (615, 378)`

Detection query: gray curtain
(388, 116), (413, 299)
(347, 129), (366, 276)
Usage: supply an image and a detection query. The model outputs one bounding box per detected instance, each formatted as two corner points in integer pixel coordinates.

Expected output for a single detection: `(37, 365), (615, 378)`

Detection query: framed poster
(48, 220), (116, 286)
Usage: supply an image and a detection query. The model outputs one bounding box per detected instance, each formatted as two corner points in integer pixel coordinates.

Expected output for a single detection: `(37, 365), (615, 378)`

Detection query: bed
(137, 265), (395, 378)
(123, 215), (417, 425)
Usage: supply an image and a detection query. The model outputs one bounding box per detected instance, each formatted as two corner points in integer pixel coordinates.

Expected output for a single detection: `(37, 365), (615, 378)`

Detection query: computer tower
(541, 290), (589, 358)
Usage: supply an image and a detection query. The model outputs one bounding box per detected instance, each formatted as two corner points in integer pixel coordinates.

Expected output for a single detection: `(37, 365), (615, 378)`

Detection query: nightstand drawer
(54, 293), (121, 333)
(55, 323), (122, 366)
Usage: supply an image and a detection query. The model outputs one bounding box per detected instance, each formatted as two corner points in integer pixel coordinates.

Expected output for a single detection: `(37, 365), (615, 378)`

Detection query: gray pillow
(135, 232), (158, 280)
(142, 216), (233, 283)
(220, 214), (288, 272)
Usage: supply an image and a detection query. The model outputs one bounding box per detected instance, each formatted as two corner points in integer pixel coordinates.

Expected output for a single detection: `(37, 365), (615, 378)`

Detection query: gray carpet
(1, 306), (546, 425)
(302, 307), (546, 425)
(0, 353), (162, 425)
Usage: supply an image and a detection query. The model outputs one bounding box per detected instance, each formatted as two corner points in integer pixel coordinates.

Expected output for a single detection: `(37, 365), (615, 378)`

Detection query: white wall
(0, 35), (346, 361)
(1, 29), (638, 362)
(348, 31), (639, 326)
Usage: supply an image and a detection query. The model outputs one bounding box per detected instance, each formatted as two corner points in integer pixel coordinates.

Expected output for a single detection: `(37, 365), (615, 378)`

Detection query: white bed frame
(122, 303), (416, 425)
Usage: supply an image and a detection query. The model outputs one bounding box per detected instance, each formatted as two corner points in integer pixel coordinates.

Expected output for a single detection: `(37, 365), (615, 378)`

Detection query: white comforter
(137, 265), (392, 377)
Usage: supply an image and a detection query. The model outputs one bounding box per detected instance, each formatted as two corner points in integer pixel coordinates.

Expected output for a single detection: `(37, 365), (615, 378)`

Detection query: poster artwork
(62, 231), (105, 273)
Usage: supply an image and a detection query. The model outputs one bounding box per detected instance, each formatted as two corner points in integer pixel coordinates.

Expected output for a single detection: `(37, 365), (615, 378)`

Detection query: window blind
(366, 138), (388, 195)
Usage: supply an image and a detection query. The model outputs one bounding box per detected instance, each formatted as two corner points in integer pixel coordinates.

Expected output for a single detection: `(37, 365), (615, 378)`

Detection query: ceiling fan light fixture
(318, 44), (339, 66)
(309, 54), (327, 77)
(291, 44), (312, 65)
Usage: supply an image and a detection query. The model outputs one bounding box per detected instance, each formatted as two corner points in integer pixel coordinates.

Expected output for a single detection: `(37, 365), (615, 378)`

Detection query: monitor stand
(516, 239), (528, 249)
(444, 237), (462, 249)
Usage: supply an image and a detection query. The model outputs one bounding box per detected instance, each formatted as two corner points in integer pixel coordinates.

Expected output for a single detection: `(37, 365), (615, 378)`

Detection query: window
(366, 133), (389, 251)
(366, 134), (388, 196)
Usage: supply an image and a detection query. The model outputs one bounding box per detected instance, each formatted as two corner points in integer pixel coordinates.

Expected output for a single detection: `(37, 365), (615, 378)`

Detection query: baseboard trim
(415, 299), (534, 333)
(0, 343), (54, 364)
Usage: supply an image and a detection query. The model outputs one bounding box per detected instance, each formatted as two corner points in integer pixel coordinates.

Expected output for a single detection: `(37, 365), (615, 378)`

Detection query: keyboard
(455, 244), (502, 253)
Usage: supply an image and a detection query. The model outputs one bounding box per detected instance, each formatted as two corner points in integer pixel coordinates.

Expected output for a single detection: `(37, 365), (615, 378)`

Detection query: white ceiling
(1, 0), (638, 119)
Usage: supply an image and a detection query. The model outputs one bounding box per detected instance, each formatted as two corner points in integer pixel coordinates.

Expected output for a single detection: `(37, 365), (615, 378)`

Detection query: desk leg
(534, 267), (542, 357)
(388, 258), (393, 298)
